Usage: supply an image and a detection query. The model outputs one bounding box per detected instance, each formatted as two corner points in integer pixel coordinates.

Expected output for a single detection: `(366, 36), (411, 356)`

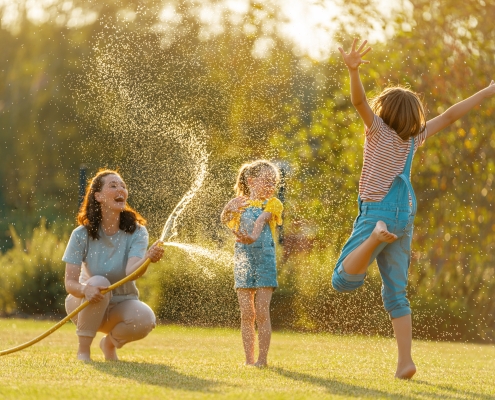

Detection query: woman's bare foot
(77, 352), (91, 362)
(372, 221), (397, 243)
(100, 336), (118, 361)
(77, 337), (92, 361)
(395, 362), (416, 379)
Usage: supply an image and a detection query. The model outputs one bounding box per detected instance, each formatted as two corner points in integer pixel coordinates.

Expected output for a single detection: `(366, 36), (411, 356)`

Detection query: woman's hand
(146, 240), (165, 263)
(338, 38), (371, 71)
(83, 284), (107, 304)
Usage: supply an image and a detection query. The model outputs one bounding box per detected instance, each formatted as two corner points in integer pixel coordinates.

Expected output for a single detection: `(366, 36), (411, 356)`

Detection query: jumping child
(334, 39), (495, 379)
(221, 160), (283, 367)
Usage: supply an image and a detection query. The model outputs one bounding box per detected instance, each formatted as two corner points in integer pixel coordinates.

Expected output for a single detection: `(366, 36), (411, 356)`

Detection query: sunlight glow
(276, 0), (411, 60)
(3, 0), (412, 60)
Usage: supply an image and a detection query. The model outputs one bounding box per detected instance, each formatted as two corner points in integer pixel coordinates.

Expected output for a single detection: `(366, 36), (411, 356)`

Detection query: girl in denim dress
(221, 160), (283, 367)
(336, 39), (495, 379)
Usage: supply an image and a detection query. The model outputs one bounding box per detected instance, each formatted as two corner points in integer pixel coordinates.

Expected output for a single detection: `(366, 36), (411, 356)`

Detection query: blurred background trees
(1, 0), (495, 342)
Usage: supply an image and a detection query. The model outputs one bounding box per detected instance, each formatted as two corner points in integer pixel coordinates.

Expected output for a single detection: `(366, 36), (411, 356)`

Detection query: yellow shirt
(226, 197), (283, 239)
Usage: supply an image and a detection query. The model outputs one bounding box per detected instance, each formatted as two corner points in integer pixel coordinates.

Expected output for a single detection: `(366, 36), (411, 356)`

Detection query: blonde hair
(234, 160), (280, 196)
(369, 86), (426, 140)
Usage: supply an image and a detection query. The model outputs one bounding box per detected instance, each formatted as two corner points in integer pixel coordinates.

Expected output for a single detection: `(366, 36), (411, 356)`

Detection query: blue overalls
(234, 203), (278, 289)
(332, 138), (416, 319)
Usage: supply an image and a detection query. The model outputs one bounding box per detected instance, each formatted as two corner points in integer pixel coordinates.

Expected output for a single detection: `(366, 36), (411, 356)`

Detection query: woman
(63, 169), (164, 361)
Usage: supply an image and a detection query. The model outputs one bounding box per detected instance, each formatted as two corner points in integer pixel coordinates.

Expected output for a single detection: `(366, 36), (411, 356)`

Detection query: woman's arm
(65, 263), (106, 303)
(125, 240), (164, 279)
(426, 80), (495, 138)
(234, 211), (271, 244)
(338, 39), (375, 128)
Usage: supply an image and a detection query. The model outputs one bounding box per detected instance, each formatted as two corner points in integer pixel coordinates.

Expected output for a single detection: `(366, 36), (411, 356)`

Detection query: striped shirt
(359, 115), (428, 202)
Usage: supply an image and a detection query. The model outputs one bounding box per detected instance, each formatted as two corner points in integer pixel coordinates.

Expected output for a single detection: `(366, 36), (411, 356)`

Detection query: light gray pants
(65, 275), (156, 349)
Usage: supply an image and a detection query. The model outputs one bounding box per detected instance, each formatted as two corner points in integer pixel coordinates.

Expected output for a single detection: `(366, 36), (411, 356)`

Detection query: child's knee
(331, 264), (366, 292)
(255, 309), (270, 325)
(383, 295), (411, 319)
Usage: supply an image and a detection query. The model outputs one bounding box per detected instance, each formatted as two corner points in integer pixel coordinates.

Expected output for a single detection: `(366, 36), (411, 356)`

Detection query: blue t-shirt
(62, 224), (148, 303)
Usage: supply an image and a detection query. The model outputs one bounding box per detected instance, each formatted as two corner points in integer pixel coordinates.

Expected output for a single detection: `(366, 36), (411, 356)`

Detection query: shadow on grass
(91, 361), (222, 392)
(411, 380), (495, 400)
(271, 367), (491, 399)
(271, 367), (416, 399)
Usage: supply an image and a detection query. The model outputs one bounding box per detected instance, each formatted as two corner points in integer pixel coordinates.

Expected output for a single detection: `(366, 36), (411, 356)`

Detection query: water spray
(159, 147), (207, 242)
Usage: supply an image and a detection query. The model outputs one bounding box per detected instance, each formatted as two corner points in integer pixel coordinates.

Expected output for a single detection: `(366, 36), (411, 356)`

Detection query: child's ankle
(395, 360), (416, 379)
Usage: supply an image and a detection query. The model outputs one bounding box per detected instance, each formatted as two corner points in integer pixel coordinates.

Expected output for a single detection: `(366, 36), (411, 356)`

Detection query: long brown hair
(77, 169), (146, 240)
(234, 160), (280, 196)
(369, 86), (426, 140)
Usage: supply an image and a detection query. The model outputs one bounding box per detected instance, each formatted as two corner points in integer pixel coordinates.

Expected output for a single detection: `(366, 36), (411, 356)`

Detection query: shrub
(0, 220), (67, 316)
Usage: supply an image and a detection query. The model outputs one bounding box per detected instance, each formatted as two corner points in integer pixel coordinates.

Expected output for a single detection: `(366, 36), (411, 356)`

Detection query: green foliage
(0, 220), (67, 316)
(271, 97), (363, 246)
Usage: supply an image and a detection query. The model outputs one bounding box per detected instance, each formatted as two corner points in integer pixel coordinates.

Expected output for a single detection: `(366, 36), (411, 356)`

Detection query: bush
(140, 242), (239, 326)
(143, 239), (495, 343)
(0, 220), (67, 316)
(2, 223), (493, 344)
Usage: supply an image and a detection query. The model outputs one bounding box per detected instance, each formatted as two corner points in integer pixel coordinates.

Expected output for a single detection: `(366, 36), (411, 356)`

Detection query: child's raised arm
(426, 80), (495, 138)
(338, 39), (374, 129)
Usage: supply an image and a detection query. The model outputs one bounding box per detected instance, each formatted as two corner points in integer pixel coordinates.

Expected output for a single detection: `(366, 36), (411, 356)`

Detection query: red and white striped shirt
(359, 115), (428, 202)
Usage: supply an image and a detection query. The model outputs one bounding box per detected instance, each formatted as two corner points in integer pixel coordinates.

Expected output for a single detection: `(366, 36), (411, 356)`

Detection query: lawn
(0, 318), (494, 399)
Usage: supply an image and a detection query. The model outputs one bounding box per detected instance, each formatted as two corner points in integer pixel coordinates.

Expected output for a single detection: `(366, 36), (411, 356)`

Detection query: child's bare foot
(245, 356), (255, 365)
(372, 221), (397, 243)
(395, 362), (416, 379)
(100, 336), (118, 361)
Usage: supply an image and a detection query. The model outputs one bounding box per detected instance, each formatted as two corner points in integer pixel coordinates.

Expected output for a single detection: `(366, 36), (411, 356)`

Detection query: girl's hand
(221, 197), (248, 226)
(234, 230), (256, 244)
(227, 196), (248, 213)
(338, 39), (371, 71)
(83, 284), (107, 304)
(483, 80), (495, 98)
(146, 241), (165, 263)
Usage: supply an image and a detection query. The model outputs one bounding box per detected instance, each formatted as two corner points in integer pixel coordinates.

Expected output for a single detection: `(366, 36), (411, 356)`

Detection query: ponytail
(234, 163), (252, 196)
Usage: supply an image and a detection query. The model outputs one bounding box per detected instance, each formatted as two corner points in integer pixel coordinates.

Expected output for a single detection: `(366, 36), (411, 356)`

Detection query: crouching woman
(63, 169), (163, 361)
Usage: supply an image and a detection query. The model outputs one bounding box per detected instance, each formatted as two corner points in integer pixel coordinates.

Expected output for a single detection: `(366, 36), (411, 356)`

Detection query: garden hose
(0, 257), (153, 356)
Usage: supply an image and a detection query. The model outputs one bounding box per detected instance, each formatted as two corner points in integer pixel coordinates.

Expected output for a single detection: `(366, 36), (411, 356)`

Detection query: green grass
(0, 319), (494, 399)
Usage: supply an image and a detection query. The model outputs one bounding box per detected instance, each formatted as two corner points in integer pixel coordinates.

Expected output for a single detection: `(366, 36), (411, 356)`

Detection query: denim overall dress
(234, 202), (278, 289)
(332, 137), (416, 319)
